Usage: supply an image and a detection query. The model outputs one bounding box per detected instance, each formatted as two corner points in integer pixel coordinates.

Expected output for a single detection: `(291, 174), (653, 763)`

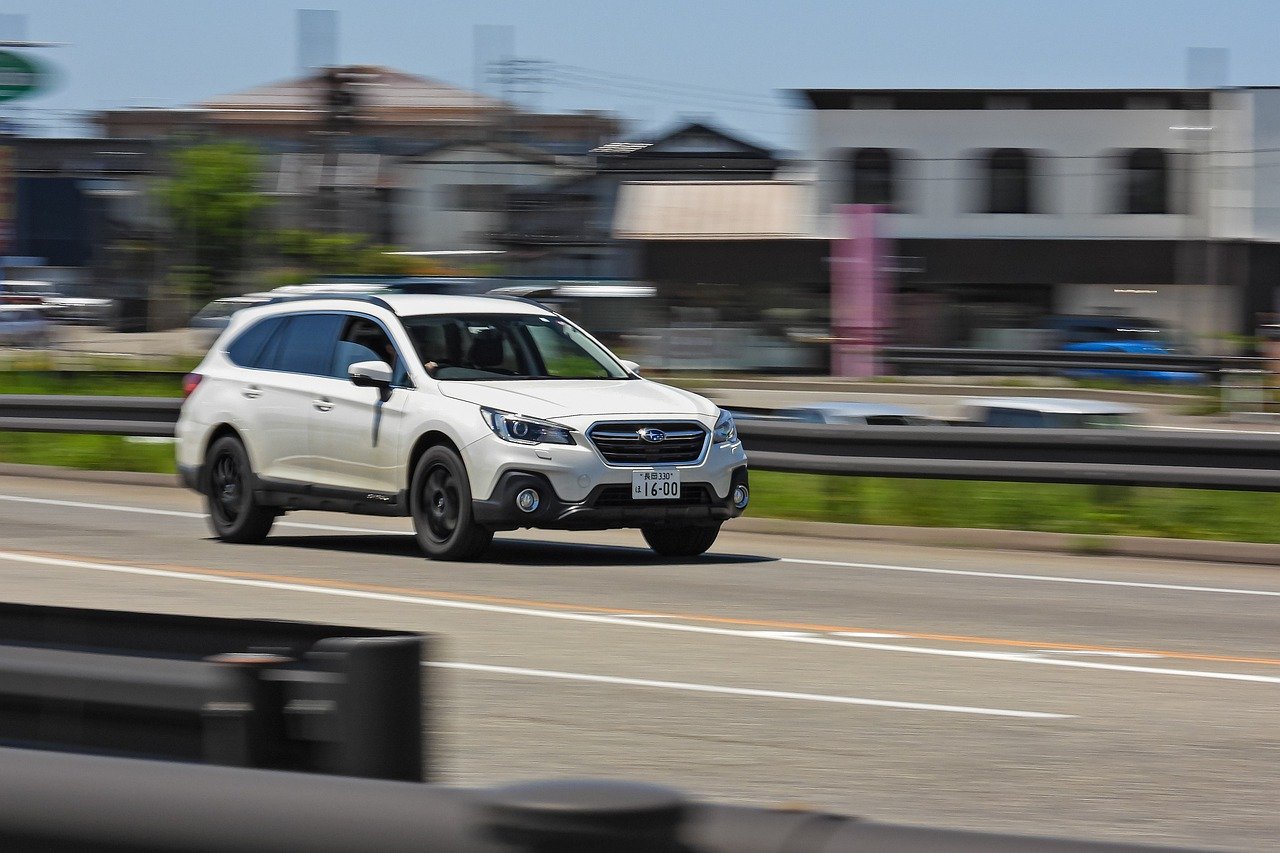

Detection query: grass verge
(0, 433), (177, 474)
(745, 471), (1280, 544)
(0, 371), (186, 397)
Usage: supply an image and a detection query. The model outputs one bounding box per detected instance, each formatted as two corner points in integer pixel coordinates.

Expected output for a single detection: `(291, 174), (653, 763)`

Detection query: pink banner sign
(830, 204), (890, 377)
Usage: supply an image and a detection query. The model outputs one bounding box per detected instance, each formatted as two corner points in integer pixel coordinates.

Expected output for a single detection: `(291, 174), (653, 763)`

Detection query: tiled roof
(198, 65), (504, 117)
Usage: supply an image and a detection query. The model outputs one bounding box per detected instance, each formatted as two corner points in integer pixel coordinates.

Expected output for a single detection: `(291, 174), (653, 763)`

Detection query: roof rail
(265, 293), (397, 314)
(478, 293), (548, 308)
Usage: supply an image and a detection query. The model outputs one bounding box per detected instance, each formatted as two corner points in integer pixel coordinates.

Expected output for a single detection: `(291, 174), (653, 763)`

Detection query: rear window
(266, 313), (344, 376)
(225, 317), (285, 367)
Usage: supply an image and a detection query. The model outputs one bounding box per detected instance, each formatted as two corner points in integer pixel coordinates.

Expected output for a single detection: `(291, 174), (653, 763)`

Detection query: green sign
(0, 51), (45, 103)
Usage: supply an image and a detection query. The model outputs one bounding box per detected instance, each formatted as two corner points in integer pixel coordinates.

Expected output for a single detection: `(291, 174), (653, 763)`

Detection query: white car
(176, 293), (749, 560)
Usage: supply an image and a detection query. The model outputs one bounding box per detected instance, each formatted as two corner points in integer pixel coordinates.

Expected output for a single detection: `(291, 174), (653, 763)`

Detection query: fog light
(515, 488), (540, 513)
(732, 485), (749, 509)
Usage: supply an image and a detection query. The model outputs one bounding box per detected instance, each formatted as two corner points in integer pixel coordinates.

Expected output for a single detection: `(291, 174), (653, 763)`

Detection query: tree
(157, 142), (268, 303)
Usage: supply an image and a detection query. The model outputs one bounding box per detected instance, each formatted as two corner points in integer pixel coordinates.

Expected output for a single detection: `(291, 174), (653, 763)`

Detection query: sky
(6, 0), (1280, 151)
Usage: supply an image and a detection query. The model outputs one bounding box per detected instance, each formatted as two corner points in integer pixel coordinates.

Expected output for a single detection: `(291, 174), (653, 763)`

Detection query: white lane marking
(737, 630), (818, 638)
(1, 549), (1277, 687)
(0, 494), (204, 519)
(1031, 650), (1164, 659)
(780, 557), (1280, 599)
(5, 492), (1280, 600)
(0, 494), (408, 536)
(426, 661), (1071, 719)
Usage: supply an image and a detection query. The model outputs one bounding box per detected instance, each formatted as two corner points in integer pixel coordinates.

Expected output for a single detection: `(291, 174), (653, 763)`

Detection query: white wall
(805, 99), (1251, 241)
(394, 148), (569, 251)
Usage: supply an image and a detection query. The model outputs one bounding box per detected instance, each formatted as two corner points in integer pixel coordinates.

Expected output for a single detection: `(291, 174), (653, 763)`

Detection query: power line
(553, 62), (784, 106)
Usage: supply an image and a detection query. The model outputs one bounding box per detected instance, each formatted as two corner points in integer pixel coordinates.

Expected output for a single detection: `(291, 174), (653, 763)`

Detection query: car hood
(437, 378), (718, 420)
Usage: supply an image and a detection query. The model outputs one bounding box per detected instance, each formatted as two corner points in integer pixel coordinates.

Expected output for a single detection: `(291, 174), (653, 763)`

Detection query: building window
(844, 148), (897, 208)
(444, 184), (510, 211)
(984, 148), (1034, 213)
(1123, 148), (1169, 214)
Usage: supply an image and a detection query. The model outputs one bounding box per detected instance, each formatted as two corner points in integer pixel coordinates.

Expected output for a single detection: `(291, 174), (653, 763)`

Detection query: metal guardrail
(0, 602), (427, 782)
(4, 395), (1279, 491)
(0, 394), (180, 436)
(737, 421), (1280, 491)
(0, 746), (1208, 852)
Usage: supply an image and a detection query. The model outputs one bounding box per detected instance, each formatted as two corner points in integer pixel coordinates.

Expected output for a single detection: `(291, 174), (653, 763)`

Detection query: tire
(641, 524), (721, 558)
(203, 435), (276, 544)
(410, 446), (493, 561)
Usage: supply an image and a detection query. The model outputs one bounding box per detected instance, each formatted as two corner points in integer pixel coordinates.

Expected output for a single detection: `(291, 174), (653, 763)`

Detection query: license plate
(632, 469), (681, 500)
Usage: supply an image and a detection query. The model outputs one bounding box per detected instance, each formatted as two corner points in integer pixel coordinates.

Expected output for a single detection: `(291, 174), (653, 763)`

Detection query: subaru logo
(638, 428), (666, 443)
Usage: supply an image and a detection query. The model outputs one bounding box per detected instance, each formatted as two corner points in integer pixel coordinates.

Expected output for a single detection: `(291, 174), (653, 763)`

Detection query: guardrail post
(305, 635), (426, 782)
(483, 779), (686, 852)
(201, 652), (293, 768)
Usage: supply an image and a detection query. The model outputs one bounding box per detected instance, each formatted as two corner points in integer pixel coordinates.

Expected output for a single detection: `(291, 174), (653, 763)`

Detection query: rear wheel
(641, 524), (721, 558)
(410, 446), (493, 561)
(204, 435), (276, 544)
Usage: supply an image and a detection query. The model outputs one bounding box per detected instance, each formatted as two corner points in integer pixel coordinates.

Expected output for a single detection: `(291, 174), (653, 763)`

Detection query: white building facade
(800, 87), (1280, 348)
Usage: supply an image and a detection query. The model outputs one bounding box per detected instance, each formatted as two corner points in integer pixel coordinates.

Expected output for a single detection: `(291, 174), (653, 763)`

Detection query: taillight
(182, 372), (203, 398)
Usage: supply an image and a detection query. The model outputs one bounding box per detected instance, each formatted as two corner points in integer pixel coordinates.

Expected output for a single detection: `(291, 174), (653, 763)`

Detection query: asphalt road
(0, 473), (1276, 851)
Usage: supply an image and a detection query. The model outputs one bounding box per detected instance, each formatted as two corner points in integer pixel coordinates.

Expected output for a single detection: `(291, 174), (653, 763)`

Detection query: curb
(2, 463), (1277, 566)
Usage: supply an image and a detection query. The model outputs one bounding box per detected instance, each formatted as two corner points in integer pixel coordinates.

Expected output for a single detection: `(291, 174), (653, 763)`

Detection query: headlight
(713, 410), (737, 444)
(482, 407), (575, 445)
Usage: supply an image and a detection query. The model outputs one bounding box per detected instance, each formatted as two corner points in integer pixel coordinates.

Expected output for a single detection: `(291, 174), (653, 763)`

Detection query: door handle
(313, 398), (333, 412)
(242, 386), (262, 399)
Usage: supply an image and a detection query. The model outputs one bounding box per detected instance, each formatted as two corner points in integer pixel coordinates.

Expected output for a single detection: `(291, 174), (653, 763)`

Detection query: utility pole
(489, 57), (549, 141)
(318, 66), (361, 233)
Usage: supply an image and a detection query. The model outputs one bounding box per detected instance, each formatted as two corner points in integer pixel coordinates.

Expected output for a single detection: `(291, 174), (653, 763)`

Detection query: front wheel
(410, 446), (493, 561)
(641, 524), (721, 558)
(204, 435), (276, 544)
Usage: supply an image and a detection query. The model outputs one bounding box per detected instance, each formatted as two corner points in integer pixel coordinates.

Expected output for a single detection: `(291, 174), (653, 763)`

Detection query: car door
(249, 312), (344, 484)
(308, 312), (411, 494)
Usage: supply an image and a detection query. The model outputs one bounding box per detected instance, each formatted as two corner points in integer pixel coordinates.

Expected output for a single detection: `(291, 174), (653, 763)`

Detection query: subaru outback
(176, 294), (749, 560)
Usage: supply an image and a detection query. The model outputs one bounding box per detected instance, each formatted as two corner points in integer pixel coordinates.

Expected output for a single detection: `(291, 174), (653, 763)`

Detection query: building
(798, 87), (1280, 348)
(94, 65), (621, 155)
(392, 141), (582, 253)
(495, 121), (781, 279)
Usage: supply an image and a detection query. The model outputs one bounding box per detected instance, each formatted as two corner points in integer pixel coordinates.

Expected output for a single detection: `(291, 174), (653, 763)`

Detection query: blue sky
(7, 0), (1280, 150)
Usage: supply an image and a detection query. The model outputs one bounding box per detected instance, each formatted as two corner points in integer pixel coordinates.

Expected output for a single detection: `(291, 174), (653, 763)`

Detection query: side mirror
(620, 359), (640, 375)
(349, 360), (393, 389)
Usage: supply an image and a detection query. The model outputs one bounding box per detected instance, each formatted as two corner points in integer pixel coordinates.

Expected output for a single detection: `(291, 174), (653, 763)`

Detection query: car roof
(962, 397), (1140, 415)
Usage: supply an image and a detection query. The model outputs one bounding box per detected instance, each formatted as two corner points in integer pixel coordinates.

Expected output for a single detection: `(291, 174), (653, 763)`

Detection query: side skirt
(252, 476), (410, 518)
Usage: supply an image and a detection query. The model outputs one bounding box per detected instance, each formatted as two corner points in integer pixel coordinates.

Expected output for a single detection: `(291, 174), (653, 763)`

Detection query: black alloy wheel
(204, 435), (276, 544)
(410, 446), (493, 561)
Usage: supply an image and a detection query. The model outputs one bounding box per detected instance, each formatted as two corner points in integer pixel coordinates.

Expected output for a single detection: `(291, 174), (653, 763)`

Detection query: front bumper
(472, 467), (749, 531)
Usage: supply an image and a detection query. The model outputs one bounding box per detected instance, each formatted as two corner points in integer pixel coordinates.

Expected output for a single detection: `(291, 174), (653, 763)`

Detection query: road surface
(0, 473), (1276, 850)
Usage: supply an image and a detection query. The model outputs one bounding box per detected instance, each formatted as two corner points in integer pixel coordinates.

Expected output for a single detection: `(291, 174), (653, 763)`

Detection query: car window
(331, 315), (395, 378)
(226, 317), (285, 368)
(265, 313), (344, 376)
(402, 313), (628, 380)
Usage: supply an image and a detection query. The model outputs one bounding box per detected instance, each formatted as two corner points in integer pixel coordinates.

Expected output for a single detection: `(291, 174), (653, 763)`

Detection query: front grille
(592, 485), (714, 508)
(587, 422), (708, 465)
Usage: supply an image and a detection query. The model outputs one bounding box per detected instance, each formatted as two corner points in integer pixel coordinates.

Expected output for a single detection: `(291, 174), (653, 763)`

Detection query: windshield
(401, 313), (631, 381)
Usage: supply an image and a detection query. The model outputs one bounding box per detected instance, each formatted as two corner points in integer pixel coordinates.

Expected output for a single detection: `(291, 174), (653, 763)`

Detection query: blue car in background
(1062, 340), (1203, 383)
